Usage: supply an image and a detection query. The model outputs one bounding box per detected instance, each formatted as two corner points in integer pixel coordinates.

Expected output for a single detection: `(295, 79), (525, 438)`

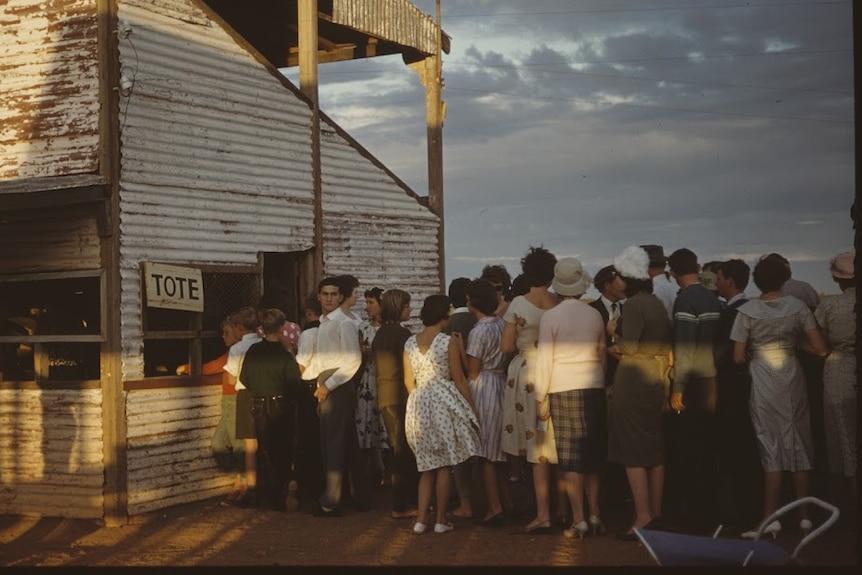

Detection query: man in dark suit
(715, 259), (762, 530)
(589, 265), (628, 511)
(590, 265), (626, 388)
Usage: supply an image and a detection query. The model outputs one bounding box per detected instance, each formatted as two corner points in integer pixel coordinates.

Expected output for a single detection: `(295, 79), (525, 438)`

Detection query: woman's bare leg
(647, 464), (664, 520)
(435, 468), (453, 525)
(625, 466), (651, 529)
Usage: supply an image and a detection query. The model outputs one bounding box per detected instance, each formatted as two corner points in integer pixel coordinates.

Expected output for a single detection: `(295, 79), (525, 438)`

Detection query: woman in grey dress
(731, 255), (829, 539)
(606, 246), (673, 540)
(814, 251), (856, 509)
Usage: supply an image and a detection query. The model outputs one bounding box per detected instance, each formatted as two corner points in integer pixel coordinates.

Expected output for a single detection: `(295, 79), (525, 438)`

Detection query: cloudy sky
(285, 0), (854, 298)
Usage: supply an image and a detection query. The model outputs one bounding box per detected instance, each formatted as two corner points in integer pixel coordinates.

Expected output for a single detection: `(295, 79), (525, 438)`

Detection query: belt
(252, 395), (285, 402)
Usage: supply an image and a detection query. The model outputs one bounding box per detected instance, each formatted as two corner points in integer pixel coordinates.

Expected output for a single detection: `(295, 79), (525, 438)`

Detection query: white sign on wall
(143, 262), (204, 312)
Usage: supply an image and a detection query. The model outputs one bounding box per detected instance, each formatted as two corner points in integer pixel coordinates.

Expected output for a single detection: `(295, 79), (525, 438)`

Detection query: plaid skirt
(549, 388), (607, 473)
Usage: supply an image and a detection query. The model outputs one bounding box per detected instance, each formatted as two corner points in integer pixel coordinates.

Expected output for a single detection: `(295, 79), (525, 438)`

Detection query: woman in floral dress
(500, 247), (562, 533)
(356, 288), (388, 484)
(404, 295), (481, 534)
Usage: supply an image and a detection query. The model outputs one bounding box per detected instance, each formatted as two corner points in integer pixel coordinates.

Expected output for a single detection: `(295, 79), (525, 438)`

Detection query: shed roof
(201, 0), (450, 67)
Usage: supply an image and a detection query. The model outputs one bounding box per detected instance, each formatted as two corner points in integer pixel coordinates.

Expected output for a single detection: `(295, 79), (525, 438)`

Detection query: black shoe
(313, 504), (342, 518)
(474, 512), (505, 527)
(616, 530), (638, 542)
(234, 489), (258, 509)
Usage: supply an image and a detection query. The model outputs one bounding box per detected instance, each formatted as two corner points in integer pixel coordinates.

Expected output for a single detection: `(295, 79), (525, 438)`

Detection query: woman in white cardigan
(534, 257), (606, 539)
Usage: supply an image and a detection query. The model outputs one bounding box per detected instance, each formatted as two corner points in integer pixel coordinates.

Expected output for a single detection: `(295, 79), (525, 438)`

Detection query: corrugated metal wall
(113, 0), (440, 517)
(0, 0), (101, 182)
(117, 0), (316, 380)
(0, 205), (102, 273)
(0, 388), (104, 519)
(319, 120), (440, 308)
(125, 386), (230, 515)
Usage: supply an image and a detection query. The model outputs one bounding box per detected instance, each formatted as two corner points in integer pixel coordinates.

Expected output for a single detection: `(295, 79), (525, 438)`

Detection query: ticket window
(142, 270), (259, 377)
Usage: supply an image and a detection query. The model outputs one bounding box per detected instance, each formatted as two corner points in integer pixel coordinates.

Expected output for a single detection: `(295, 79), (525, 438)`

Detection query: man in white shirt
(223, 306), (262, 508)
(310, 277), (364, 517)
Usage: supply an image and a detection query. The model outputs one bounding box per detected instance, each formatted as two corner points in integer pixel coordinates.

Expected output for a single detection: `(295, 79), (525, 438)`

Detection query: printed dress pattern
(404, 333), (481, 472)
(467, 316), (509, 462)
(356, 321), (389, 450)
(500, 296), (558, 464)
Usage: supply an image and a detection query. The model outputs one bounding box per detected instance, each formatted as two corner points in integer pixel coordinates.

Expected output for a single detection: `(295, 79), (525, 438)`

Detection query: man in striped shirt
(667, 247), (722, 532)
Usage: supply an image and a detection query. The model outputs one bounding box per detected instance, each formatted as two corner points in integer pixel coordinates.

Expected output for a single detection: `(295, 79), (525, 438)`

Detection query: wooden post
(410, 2), (446, 292)
(299, 0), (324, 285)
(98, 0), (129, 526)
(432, 0), (445, 293)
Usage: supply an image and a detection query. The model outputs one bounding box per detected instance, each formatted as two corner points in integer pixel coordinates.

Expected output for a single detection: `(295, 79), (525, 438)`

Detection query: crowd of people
(194, 244), (856, 541)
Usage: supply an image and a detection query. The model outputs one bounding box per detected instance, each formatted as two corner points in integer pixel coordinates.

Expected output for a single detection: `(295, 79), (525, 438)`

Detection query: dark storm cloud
(308, 0), (854, 295)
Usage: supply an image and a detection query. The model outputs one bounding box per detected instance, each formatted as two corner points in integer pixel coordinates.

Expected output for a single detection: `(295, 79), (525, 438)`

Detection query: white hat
(830, 251), (855, 279)
(614, 246), (651, 280)
(552, 257), (591, 297)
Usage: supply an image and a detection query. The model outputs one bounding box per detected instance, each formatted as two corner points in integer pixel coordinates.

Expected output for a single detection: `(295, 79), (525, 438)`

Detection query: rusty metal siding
(0, 388), (104, 519)
(332, 0), (441, 55)
(0, 205), (101, 273)
(0, 0), (101, 183)
(319, 119), (440, 311)
(116, 0), (315, 380)
(125, 386), (232, 515)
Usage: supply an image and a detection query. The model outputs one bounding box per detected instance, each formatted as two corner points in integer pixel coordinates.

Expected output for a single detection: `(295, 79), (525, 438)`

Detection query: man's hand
(314, 384), (330, 402)
(670, 391), (684, 413)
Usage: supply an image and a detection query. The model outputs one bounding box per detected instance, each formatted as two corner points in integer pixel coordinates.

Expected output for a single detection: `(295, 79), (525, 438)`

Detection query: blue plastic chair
(634, 496), (840, 566)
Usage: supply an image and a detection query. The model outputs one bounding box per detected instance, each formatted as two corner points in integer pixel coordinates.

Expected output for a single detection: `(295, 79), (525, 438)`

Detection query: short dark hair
(593, 265), (618, 293)
(701, 261), (722, 273)
(447, 277), (471, 308)
(481, 264), (512, 300)
(337, 274), (360, 299)
(620, 275), (653, 298)
(303, 294), (322, 316)
(836, 277), (855, 291)
(364, 287), (383, 302)
(511, 274), (529, 298)
(467, 278), (499, 316)
(753, 255), (791, 292)
(318, 277), (341, 294)
(521, 246), (557, 287)
(764, 252), (790, 266)
(420, 294), (451, 326)
(381, 289), (411, 323)
(668, 248), (699, 276)
(717, 259), (750, 291)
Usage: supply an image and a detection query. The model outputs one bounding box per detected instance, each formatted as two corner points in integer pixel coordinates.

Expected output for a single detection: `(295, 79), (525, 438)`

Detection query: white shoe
(741, 520), (781, 540)
(413, 522), (428, 534)
(434, 522), (453, 533)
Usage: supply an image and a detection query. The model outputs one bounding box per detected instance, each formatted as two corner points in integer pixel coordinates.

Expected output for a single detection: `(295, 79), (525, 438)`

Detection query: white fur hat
(613, 246), (651, 280)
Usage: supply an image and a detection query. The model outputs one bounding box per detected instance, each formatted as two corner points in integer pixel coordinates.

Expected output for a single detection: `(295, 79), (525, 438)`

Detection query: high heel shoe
(741, 520), (781, 540)
(799, 519), (813, 536)
(563, 520), (589, 539)
(413, 521), (428, 534)
(588, 515), (605, 536)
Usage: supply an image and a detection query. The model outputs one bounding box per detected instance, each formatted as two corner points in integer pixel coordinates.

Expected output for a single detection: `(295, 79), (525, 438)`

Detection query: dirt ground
(0, 482), (857, 568)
